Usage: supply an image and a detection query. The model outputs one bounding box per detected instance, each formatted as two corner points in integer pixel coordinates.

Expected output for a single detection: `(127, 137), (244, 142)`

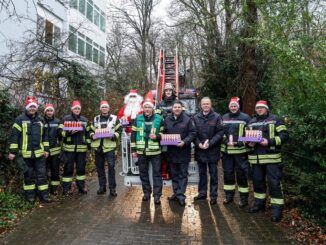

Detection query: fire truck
(120, 48), (199, 186)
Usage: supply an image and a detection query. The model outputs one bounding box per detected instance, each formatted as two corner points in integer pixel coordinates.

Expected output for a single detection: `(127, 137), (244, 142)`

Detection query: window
(100, 11), (105, 32)
(86, 37), (92, 61)
(94, 6), (100, 27)
(69, 0), (77, 9)
(54, 26), (61, 47)
(45, 20), (54, 45)
(86, 0), (93, 22)
(68, 25), (104, 67)
(99, 46), (105, 67)
(78, 33), (85, 56)
(78, 0), (86, 15)
(68, 26), (77, 52)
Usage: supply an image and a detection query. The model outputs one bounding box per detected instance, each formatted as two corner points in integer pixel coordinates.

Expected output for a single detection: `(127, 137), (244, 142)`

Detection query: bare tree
(110, 0), (160, 91)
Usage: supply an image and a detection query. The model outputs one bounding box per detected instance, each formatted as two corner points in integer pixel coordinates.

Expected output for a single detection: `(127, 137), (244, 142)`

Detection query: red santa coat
(117, 104), (143, 133)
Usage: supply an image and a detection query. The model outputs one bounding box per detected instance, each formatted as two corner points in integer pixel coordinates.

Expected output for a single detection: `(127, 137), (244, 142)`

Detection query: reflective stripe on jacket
(247, 113), (289, 164)
(131, 113), (162, 156)
(9, 112), (49, 158)
(221, 111), (251, 155)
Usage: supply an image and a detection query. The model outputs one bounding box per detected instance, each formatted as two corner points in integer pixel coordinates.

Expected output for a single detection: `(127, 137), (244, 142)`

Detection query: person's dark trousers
(46, 155), (60, 192)
(138, 154), (162, 199)
(222, 154), (249, 201)
(170, 161), (189, 201)
(24, 157), (49, 200)
(95, 150), (116, 190)
(252, 163), (284, 211)
(62, 152), (86, 192)
(197, 160), (218, 200)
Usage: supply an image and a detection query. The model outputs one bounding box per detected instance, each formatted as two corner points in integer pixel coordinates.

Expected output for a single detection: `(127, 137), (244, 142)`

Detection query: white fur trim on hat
(71, 105), (81, 110)
(100, 103), (109, 109)
(255, 103), (269, 110)
(142, 101), (154, 108)
(25, 102), (38, 110)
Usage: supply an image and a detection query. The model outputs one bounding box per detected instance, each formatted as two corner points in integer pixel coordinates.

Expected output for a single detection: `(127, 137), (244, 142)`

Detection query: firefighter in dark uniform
(156, 83), (176, 117)
(164, 100), (196, 206)
(247, 100), (289, 222)
(131, 95), (163, 205)
(58, 100), (91, 195)
(90, 100), (121, 196)
(193, 97), (224, 205)
(8, 96), (50, 203)
(221, 97), (251, 208)
(43, 103), (62, 195)
(156, 83), (177, 180)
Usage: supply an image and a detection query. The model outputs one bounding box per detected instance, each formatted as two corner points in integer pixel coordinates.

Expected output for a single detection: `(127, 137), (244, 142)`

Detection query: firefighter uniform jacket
(90, 114), (121, 153)
(221, 111), (251, 154)
(156, 96), (176, 118)
(163, 111), (196, 163)
(9, 112), (49, 158)
(193, 110), (224, 163)
(131, 113), (163, 156)
(58, 114), (91, 152)
(247, 113), (289, 164)
(43, 117), (61, 156)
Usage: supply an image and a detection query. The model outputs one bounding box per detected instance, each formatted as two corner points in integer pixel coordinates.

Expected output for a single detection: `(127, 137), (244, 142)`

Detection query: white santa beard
(124, 102), (142, 119)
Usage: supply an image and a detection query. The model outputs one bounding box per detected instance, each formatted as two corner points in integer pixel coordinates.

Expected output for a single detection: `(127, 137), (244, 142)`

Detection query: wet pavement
(1, 162), (290, 245)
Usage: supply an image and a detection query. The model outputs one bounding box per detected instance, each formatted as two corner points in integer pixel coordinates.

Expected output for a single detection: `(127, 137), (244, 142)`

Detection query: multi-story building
(0, 0), (107, 97)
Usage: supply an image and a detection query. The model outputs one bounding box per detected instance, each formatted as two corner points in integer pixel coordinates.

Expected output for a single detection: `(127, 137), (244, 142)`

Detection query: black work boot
(223, 196), (233, 205)
(194, 194), (207, 201)
(238, 199), (248, 208)
(238, 194), (248, 208)
(271, 204), (283, 223)
(25, 191), (36, 203)
(78, 187), (88, 194)
(248, 205), (265, 213)
(97, 186), (107, 195)
(39, 191), (51, 203)
(110, 189), (117, 197)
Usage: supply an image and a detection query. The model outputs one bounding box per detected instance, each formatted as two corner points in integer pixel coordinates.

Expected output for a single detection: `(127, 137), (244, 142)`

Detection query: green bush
(0, 90), (22, 192)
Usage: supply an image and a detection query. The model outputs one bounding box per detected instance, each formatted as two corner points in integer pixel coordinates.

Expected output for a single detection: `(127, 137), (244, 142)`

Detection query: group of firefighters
(8, 83), (289, 223)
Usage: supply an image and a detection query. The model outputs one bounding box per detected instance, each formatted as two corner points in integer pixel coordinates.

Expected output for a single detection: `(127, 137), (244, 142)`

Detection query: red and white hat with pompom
(142, 90), (154, 108)
(71, 100), (81, 110)
(255, 100), (269, 110)
(44, 103), (54, 112)
(100, 100), (109, 109)
(24, 96), (38, 110)
(229, 96), (240, 109)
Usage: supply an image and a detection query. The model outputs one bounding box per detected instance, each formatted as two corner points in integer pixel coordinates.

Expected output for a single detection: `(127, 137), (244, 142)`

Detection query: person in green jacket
(131, 94), (163, 205)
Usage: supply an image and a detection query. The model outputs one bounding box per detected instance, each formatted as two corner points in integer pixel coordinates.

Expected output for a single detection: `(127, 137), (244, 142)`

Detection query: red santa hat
(44, 103), (55, 113)
(255, 100), (269, 110)
(229, 96), (240, 109)
(142, 90), (155, 108)
(100, 100), (109, 109)
(129, 89), (138, 96)
(71, 100), (81, 110)
(24, 96), (38, 110)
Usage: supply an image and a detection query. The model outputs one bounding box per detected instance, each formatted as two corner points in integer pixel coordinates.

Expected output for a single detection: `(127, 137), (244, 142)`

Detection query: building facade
(0, 0), (107, 98)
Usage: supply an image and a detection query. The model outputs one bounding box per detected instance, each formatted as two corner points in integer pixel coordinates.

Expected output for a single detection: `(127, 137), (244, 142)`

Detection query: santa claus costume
(117, 89), (143, 133)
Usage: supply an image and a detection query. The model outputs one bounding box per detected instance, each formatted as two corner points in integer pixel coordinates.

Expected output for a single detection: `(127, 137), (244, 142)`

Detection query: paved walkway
(1, 162), (290, 245)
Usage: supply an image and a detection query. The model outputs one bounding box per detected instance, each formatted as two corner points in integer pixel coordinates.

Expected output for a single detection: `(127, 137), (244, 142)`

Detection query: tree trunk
(240, 0), (257, 116)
